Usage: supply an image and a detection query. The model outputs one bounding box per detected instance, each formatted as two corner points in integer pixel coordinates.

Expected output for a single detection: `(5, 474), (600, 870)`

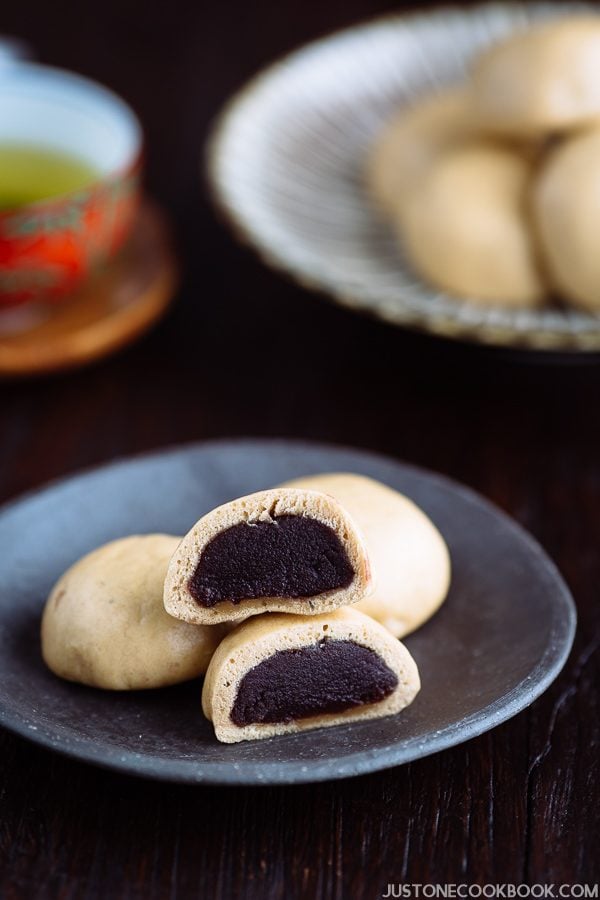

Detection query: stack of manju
(42, 473), (450, 744)
(368, 16), (600, 312)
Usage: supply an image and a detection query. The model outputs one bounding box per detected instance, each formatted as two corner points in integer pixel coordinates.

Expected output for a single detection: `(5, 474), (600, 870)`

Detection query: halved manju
(202, 607), (420, 743)
(164, 488), (372, 625)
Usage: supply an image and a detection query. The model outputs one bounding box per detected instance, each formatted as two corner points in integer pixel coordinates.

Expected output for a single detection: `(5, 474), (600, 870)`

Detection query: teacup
(0, 61), (142, 308)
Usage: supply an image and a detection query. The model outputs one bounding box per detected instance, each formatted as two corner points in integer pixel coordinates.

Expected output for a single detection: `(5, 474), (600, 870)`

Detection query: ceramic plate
(208, 2), (600, 352)
(0, 440), (576, 784)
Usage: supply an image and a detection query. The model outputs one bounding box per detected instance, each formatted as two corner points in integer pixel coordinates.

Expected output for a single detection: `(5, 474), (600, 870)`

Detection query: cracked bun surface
(202, 607), (420, 743)
(41, 534), (225, 690)
(164, 488), (372, 626)
(282, 473), (450, 638)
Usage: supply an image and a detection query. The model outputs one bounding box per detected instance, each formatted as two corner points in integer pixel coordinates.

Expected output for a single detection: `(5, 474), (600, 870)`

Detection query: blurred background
(1, 0), (594, 537)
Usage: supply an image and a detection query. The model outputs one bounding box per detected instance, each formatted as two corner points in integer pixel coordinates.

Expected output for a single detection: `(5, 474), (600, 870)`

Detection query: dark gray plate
(0, 440), (576, 785)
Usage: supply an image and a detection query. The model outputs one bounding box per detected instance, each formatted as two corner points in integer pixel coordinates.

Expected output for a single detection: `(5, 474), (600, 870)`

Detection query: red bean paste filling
(188, 514), (355, 607)
(230, 639), (398, 726)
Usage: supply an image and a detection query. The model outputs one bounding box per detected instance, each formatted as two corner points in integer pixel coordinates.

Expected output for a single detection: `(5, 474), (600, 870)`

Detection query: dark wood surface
(0, 1), (598, 896)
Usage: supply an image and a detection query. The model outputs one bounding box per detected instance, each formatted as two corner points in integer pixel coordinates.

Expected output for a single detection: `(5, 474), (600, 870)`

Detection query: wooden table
(0, 1), (598, 895)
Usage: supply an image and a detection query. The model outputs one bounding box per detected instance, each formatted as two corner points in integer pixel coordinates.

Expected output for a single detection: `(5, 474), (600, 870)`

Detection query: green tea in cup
(0, 61), (142, 307)
(0, 141), (99, 210)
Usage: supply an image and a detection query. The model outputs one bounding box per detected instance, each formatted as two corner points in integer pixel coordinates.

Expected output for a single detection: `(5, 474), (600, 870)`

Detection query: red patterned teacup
(0, 63), (142, 308)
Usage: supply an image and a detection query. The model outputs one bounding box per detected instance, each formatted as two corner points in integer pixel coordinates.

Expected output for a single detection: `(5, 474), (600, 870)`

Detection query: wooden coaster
(0, 201), (178, 377)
